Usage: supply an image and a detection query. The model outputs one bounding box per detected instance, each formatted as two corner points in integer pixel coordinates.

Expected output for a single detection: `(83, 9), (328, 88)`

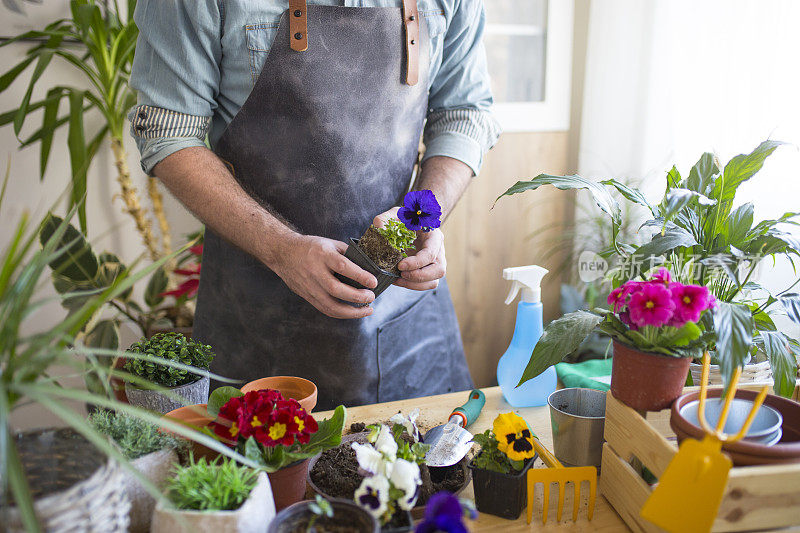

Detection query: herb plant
(376, 219), (417, 255)
(89, 410), (185, 460)
(166, 456), (259, 511)
(307, 495), (334, 532)
(496, 140), (800, 396)
(124, 332), (214, 388)
(471, 413), (536, 474)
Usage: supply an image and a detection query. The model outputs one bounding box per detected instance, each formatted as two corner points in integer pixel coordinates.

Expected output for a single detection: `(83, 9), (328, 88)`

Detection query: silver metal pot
(547, 388), (606, 468)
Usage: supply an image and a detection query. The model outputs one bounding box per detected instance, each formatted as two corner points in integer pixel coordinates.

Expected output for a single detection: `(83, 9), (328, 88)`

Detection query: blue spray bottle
(497, 265), (557, 407)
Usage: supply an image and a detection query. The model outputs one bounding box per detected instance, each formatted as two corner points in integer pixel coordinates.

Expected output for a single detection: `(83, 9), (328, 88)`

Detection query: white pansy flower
(374, 425), (398, 460)
(390, 458), (422, 511)
(351, 442), (391, 476)
(354, 474), (390, 519)
(390, 408), (421, 441)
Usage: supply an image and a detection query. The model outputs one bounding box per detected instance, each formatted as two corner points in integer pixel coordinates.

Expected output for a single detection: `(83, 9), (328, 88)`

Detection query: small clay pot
(269, 458), (311, 511)
(125, 375), (210, 415)
(161, 404), (218, 461)
(468, 455), (535, 520)
(268, 498), (379, 533)
(338, 238), (399, 305)
(671, 388), (800, 466)
(610, 341), (691, 411)
(241, 376), (318, 412)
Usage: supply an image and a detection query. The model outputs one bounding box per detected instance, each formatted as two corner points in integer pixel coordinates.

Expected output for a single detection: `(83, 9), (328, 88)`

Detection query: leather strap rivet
(294, 32), (303, 40)
(294, 9), (302, 16)
(410, 39), (415, 45)
(409, 15), (415, 20)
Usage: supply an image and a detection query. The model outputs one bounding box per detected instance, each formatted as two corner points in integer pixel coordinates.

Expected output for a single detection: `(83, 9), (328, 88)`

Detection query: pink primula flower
(607, 280), (645, 311)
(628, 282), (676, 328)
(670, 283), (713, 324)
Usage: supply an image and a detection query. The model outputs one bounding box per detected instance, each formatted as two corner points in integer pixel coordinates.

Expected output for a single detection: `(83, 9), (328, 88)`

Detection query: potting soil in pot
(358, 226), (404, 275)
(309, 437), (468, 506)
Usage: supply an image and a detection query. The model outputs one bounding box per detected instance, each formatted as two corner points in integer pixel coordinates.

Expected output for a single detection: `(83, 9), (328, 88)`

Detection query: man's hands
(373, 208), (446, 291)
(270, 234), (379, 319)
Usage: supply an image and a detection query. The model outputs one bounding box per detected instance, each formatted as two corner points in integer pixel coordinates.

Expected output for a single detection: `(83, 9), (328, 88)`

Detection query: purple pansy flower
(628, 282), (676, 328)
(398, 190), (442, 232)
(415, 492), (470, 533)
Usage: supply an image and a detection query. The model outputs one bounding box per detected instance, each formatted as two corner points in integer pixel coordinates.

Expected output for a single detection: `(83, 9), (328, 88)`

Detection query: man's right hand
(269, 233), (378, 319)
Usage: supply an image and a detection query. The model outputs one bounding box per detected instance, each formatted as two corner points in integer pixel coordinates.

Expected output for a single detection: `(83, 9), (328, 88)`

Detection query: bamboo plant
(496, 140), (800, 396)
(0, 0), (170, 261)
(0, 183), (249, 531)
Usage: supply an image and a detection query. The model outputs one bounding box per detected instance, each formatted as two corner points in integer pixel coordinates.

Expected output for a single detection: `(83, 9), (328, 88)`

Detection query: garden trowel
(423, 389), (486, 467)
(640, 352), (769, 533)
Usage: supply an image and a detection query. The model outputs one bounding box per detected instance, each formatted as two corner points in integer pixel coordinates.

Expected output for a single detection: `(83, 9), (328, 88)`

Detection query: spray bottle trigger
(505, 281), (521, 305)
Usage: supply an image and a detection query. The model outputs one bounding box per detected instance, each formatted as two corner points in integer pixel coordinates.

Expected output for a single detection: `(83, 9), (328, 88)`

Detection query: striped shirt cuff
(129, 105), (210, 140)
(423, 108), (501, 175)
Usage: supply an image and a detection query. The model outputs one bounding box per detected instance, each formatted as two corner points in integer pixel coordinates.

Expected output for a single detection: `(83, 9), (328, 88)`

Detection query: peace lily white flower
(352, 442), (392, 476)
(390, 408), (421, 441)
(354, 474), (390, 519)
(374, 425), (398, 460)
(389, 458), (422, 510)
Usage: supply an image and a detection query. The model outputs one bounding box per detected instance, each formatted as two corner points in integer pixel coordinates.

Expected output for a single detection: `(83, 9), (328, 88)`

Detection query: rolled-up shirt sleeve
(128, 0), (222, 174)
(423, 0), (501, 176)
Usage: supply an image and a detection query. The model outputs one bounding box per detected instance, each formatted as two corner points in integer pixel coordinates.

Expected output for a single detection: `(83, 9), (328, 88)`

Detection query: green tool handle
(451, 389), (486, 428)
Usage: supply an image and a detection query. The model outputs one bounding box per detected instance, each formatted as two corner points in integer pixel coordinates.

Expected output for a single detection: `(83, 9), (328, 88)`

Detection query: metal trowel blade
(423, 421), (474, 467)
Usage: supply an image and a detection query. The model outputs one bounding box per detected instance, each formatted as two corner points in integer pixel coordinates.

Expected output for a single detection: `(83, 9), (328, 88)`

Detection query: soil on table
(358, 225), (405, 275)
(310, 432), (468, 507)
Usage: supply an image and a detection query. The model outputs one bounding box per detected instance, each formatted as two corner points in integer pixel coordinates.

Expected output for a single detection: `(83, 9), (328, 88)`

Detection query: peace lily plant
(497, 140), (800, 396)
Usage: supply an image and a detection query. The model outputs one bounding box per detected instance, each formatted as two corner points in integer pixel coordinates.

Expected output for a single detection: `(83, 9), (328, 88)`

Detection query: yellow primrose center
(251, 416), (263, 428)
(646, 301), (655, 308)
(295, 415), (305, 432)
(229, 422), (239, 437)
(683, 295), (692, 304)
(269, 423), (287, 441)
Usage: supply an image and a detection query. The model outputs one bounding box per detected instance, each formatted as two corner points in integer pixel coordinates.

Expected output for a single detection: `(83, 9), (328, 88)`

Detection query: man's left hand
(373, 208), (446, 291)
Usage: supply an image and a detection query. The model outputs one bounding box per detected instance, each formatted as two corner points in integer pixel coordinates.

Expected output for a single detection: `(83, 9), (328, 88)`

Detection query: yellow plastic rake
(526, 434), (597, 524)
(640, 352), (769, 533)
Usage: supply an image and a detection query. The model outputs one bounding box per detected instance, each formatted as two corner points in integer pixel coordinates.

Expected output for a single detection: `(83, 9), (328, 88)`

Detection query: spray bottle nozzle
(503, 265), (548, 305)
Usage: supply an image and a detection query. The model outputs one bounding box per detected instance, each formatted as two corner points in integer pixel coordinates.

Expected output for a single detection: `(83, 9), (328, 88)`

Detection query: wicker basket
(689, 359), (772, 386)
(2, 429), (130, 533)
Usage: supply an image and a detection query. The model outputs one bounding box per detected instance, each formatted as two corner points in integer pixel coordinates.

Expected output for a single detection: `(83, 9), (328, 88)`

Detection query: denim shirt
(128, 0), (500, 176)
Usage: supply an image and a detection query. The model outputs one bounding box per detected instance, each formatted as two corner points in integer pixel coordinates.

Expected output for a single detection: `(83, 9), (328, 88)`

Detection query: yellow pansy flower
(493, 412), (535, 462)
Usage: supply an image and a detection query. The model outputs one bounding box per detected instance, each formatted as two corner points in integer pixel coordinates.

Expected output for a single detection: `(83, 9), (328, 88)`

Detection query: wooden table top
(316, 386), (629, 532)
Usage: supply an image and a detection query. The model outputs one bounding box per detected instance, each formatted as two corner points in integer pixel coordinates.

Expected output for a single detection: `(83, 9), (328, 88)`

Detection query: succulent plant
(124, 332), (214, 388)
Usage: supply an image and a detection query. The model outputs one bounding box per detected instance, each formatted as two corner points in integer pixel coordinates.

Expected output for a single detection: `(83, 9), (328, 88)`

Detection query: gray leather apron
(193, 1), (473, 411)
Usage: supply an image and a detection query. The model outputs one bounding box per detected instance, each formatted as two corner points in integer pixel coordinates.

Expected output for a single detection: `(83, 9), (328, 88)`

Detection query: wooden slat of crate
(601, 391), (800, 532)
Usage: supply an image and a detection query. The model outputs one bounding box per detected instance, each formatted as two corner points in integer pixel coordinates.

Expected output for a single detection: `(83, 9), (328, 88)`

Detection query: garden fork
(526, 433), (597, 524)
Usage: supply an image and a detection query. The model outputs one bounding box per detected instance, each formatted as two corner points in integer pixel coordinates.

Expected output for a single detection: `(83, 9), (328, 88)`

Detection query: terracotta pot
(610, 341), (691, 411)
(671, 388), (800, 466)
(268, 459), (311, 511)
(241, 376), (318, 412)
(268, 498), (379, 533)
(126, 375), (210, 415)
(151, 471), (275, 533)
(161, 404), (218, 461)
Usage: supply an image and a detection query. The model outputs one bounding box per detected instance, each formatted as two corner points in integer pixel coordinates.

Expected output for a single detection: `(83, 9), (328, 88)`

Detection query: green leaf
(67, 90), (88, 232)
(601, 178), (653, 213)
(207, 386), (244, 418)
(682, 152), (720, 196)
(14, 42), (59, 135)
(305, 405), (346, 454)
(39, 213), (98, 281)
(633, 227), (698, 261)
(144, 266), (168, 307)
(659, 188), (716, 226)
(0, 55), (35, 92)
(518, 311), (604, 385)
(712, 302), (754, 391)
(755, 331), (796, 398)
(666, 165), (681, 189)
(722, 203), (754, 249)
(780, 293), (800, 325)
(84, 319), (119, 350)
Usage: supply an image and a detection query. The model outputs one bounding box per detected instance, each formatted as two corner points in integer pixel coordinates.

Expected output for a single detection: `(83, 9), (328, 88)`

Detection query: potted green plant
(348, 423), (427, 531)
(468, 413), (536, 520)
(89, 410), (186, 533)
(208, 387), (347, 511)
(495, 140), (800, 397)
(415, 491), (477, 532)
(123, 332), (214, 414)
(342, 190), (442, 300)
(151, 456), (275, 533)
(268, 495), (379, 533)
(0, 191), (240, 532)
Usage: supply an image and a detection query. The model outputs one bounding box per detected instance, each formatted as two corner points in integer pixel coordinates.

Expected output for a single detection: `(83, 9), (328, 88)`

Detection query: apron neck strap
(287, 0), (420, 86)
(289, 0), (308, 51)
(401, 0), (420, 85)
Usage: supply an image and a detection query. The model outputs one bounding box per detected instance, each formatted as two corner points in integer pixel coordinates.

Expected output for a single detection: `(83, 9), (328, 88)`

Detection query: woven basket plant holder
(2, 429), (130, 533)
(690, 359), (772, 386)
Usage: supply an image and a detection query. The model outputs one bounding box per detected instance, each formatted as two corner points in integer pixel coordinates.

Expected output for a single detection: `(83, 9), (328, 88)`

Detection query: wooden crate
(600, 389), (800, 532)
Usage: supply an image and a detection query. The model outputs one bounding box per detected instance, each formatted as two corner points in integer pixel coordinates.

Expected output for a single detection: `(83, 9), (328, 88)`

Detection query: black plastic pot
(381, 509), (414, 532)
(468, 455), (536, 520)
(268, 498), (379, 533)
(338, 238), (399, 305)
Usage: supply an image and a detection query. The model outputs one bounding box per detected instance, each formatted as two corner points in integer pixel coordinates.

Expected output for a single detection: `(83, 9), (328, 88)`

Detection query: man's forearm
(415, 156), (472, 220)
(151, 146), (295, 268)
